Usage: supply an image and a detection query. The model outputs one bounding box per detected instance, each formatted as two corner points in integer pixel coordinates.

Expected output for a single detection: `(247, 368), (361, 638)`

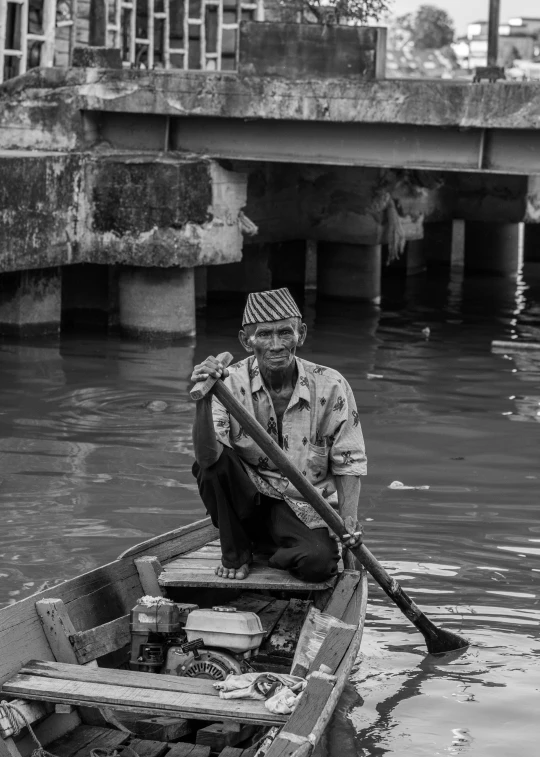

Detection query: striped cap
(242, 288), (302, 326)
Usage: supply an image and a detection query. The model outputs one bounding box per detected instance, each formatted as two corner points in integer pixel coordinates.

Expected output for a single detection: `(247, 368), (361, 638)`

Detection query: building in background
(461, 16), (540, 76)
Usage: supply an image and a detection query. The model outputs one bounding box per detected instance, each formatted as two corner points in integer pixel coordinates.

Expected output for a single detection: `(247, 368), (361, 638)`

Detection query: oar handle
(211, 379), (469, 655)
(190, 352), (234, 401)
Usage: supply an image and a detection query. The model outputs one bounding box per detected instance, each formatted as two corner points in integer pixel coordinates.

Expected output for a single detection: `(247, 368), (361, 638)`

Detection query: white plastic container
(184, 607), (265, 653)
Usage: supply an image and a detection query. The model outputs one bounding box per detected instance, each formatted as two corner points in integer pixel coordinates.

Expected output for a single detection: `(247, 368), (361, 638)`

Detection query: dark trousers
(192, 447), (339, 583)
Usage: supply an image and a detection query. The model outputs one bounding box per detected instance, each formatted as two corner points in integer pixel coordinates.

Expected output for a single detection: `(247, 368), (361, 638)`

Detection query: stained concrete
(465, 222), (522, 277)
(119, 266), (196, 338)
(0, 152), (247, 273)
(0, 268), (61, 335)
(318, 243), (382, 303)
(9, 68), (538, 131)
(239, 23), (385, 79)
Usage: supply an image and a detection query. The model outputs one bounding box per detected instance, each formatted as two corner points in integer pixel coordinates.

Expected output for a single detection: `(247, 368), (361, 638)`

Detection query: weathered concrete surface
(0, 152), (247, 273)
(119, 266), (196, 338)
(318, 243), (382, 302)
(242, 164), (424, 246)
(465, 222), (522, 277)
(2, 69), (540, 174)
(7, 68), (537, 130)
(239, 23), (385, 79)
(0, 268), (61, 335)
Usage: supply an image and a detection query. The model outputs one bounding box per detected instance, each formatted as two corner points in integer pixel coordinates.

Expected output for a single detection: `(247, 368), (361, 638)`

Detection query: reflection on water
(1, 263), (540, 756)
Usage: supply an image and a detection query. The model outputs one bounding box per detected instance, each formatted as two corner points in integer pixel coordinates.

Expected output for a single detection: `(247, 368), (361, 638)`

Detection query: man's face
(240, 317), (306, 372)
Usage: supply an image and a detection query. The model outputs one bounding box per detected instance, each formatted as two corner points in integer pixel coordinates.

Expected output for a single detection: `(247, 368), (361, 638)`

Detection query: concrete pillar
(422, 220), (464, 271)
(305, 240), (317, 291)
(317, 243), (381, 303)
(465, 222), (522, 277)
(0, 268), (61, 336)
(405, 240), (427, 276)
(451, 219), (465, 269)
(195, 267), (208, 309)
(524, 225), (540, 263)
(118, 267), (195, 338)
(62, 264), (110, 329)
(423, 222), (452, 269)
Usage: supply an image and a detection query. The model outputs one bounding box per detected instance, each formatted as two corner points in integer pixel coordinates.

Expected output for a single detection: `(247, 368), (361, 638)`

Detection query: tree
(411, 5), (454, 49)
(278, 0), (391, 25)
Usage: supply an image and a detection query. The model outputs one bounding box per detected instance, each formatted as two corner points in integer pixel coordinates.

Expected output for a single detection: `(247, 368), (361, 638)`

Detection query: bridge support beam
(317, 243), (381, 303)
(118, 267), (195, 338)
(465, 222), (522, 277)
(0, 268), (61, 336)
(524, 225), (540, 263)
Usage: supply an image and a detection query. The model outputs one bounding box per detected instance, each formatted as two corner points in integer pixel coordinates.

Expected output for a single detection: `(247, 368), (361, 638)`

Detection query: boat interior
(0, 519), (367, 757)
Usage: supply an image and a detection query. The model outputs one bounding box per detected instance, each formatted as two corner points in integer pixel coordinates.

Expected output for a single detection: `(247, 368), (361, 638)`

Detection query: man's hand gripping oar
(191, 352), (470, 656)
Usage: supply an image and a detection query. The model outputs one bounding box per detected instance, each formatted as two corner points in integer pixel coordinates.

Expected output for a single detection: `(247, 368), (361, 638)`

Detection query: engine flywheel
(181, 650), (242, 681)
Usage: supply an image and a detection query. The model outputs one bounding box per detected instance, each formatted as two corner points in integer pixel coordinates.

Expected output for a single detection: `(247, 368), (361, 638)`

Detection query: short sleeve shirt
(212, 356), (367, 529)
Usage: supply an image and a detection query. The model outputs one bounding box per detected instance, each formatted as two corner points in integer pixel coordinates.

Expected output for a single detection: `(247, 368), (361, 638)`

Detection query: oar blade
(424, 627), (470, 656)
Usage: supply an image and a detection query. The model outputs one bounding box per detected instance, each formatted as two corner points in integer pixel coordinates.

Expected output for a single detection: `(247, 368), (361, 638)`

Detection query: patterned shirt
(212, 356), (367, 529)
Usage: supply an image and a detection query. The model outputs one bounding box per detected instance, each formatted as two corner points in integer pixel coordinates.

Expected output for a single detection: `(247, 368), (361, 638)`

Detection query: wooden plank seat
(158, 544), (337, 591)
(2, 661), (287, 727)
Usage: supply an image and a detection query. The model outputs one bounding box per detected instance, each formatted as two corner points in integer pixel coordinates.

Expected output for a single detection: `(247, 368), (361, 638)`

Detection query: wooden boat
(0, 517), (367, 757)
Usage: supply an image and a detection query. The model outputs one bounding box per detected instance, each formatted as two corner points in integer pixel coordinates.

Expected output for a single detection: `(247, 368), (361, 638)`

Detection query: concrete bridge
(1, 8), (540, 337)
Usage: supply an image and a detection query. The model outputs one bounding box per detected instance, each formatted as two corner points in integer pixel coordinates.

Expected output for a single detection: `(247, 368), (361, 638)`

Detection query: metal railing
(105, 0), (264, 70)
(0, 0), (78, 83)
(0, 0), (264, 82)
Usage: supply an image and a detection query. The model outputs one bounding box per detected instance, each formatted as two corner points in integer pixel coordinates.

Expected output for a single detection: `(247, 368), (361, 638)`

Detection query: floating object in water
(144, 400), (168, 412)
(366, 373), (384, 380)
(388, 481), (430, 490)
(492, 340), (540, 352)
(422, 327), (431, 338)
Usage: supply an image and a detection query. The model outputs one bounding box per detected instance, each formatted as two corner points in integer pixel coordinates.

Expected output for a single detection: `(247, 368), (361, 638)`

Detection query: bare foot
(215, 562), (251, 580)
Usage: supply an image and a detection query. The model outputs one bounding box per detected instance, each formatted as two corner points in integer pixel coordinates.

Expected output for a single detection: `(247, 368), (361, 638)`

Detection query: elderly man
(191, 288), (367, 583)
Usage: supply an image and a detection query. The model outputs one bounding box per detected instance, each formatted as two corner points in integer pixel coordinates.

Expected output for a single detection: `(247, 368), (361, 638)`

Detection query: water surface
(1, 264), (539, 756)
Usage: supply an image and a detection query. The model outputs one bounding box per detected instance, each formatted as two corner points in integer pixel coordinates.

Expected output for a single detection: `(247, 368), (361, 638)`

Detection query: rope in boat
(90, 747), (140, 757)
(0, 700), (60, 757)
(0, 701), (140, 757)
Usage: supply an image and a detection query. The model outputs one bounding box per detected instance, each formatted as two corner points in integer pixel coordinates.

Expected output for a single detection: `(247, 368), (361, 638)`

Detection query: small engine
(129, 598), (264, 681)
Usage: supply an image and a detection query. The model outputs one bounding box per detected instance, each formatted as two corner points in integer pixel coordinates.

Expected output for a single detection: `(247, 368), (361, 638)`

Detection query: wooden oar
(191, 353), (469, 655)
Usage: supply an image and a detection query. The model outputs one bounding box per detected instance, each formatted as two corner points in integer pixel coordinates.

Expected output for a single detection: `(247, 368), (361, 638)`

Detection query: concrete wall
(239, 22), (386, 79)
(0, 152), (248, 274)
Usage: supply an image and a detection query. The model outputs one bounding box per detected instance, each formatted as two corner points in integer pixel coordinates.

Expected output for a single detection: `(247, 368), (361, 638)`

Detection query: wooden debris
(0, 700), (51, 738)
(263, 599), (311, 658)
(54, 705), (74, 715)
(218, 748), (244, 757)
(34, 598), (122, 729)
(135, 556), (164, 597)
(70, 614), (131, 664)
(266, 677), (335, 757)
(128, 738), (169, 757)
(323, 571), (360, 619)
(4, 673), (286, 725)
(35, 599), (80, 665)
(196, 722), (257, 751)
(159, 561), (333, 591)
(257, 600), (289, 639)
(47, 725), (129, 757)
(308, 624), (356, 675)
(166, 745), (211, 757)
(0, 737), (22, 757)
(227, 593), (275, 614)
(15, 711), (81, 756)
(118, 715), (191, 742)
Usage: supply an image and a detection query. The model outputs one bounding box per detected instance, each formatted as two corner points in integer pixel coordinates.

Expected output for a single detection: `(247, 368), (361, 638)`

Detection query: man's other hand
(191, 356), (230, 384)
(341, 516), (363, 549)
